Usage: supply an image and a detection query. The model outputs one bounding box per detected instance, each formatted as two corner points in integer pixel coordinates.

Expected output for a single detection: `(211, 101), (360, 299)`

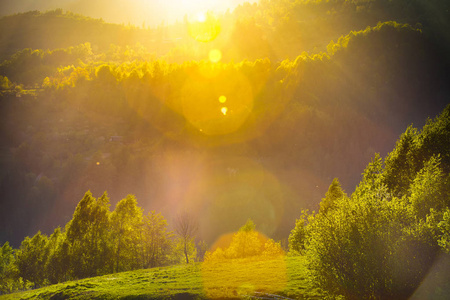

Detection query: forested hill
(0, 0), (449, 248)
(1, 0), (449, 63)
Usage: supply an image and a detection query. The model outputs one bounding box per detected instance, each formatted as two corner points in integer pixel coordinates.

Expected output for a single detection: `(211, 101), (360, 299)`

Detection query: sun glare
(196, 12), (207, 22)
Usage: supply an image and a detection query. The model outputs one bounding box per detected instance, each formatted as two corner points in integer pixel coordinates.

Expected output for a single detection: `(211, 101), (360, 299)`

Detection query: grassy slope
(0, 256), (324, 299)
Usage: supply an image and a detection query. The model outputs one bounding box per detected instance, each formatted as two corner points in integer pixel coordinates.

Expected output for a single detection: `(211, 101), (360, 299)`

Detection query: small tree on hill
(174, 211), (198, 264)
(227, 219), (262, 258)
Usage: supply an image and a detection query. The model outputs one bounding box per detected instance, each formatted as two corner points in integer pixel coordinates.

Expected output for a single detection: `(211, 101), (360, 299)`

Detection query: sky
(0, 0), (258, 27)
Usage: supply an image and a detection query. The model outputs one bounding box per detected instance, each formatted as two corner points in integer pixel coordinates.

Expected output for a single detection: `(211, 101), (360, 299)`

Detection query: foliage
(288, 210), (310, 255)
(1, 17), (448, 251)
(110, 194), (143, 272)
(15, 232), (48, 288)
(44, 228), (70, 284)
(65, 191), (112, 278)
(319, 178), (346, 214)
(170, 237), (197, 265)
(0, 242), (18, 294)
(290, 105), (450, 299)
(174, 211), (198, 264)
(0, 190), (184, 291)
(0, 1), (449, 297)
(141, 211), (173, 268)
(438, 208), (450, 253)
(205, 219), (283, 261)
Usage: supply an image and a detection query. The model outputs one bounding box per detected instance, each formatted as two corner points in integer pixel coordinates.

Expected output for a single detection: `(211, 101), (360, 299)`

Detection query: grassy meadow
(0, 256), (323, 300)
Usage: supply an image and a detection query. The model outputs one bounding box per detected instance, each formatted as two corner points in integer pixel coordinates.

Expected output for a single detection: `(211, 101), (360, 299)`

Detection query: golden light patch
(202, 255), (287, 298)
(218, 95), (226, 103)
(209, 49), (222, 63)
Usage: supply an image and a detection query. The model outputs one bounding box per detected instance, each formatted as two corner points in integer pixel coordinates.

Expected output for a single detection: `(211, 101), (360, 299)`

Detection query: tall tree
(142, 211), (172, 268)
(65, 191), (112, 278)
(110, 194), (143, 272)
(45, 227), (70, 284)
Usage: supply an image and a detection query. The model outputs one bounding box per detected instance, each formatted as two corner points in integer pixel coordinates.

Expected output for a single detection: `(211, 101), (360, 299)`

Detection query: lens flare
(181, 69), (253, 136)
(221, 107), (228, 115)
(209, 49), (222, 63)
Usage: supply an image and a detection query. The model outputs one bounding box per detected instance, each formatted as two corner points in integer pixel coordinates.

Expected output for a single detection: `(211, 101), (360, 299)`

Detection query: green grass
(0, 256), (324, 299)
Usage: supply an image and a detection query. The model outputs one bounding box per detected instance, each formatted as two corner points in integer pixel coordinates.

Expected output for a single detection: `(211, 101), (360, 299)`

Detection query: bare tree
(174, 211), (198, 264)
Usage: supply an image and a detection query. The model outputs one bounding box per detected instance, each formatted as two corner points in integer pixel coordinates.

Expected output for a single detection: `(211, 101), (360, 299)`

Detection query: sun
(196, 12), (207, 22)
(170, 0), (218, 17)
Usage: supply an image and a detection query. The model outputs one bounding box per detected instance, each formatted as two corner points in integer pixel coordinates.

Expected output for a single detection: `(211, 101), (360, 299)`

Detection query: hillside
(0, 256), (322, 300)
(1, 18), (449, 247)
(0, 1), (450, 298)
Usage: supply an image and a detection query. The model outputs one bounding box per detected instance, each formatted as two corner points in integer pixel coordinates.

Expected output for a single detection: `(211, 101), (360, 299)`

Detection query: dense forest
(0, 0), (449, 298)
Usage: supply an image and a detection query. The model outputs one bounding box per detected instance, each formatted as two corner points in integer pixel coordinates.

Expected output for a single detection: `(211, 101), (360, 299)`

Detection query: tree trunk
(184, 238), (189, 264)
(115, 234), (121, 273)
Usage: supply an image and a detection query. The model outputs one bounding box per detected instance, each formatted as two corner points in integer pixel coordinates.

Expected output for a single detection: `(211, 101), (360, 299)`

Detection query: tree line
(1, 0), (448, 64)
(0, 192), (202, 293)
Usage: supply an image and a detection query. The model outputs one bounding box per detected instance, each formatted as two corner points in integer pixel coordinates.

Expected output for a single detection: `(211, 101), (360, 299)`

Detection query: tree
(174, 211), (198, 264)
(15, 232), (49, 288)
(300, 106), (450, 299)
(319, 178), (346, 214)
(196, 240), (208, 262)
(226, 219), (262, 259)
(204, 219), (280, 261)
(142, 211), (172, 268)
(65, 191), (112, 278)
(45, 227), (70, 284)
(110, 194), (143, 272)
(438, 208), (450, 253)
(408, 156), (448, 220)
(288, 210), (310, 254)
(383, 126), (418, 197)
(0, 242), (17, 294)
